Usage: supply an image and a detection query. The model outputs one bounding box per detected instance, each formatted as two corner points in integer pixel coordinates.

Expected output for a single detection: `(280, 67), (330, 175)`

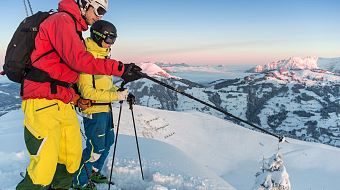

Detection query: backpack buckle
(30, 27), (38, 32)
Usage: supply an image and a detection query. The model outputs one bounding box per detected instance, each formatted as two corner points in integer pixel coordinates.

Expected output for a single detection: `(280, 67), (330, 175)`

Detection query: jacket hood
(85, 37), (111, 58)
(58, 0), (88, 31)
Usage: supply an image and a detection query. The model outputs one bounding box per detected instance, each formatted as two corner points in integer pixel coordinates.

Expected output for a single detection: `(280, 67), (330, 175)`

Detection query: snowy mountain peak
(251, 56), (319, 73)
(137, 62), (179, 79)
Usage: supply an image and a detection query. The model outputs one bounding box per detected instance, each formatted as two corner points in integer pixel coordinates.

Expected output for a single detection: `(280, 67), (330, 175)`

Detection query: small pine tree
(252, 153), (291, 190)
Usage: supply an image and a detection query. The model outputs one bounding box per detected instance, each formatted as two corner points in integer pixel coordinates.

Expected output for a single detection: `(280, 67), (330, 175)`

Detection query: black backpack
(4, 11), (52, 83)
(3, 11), (81, 95)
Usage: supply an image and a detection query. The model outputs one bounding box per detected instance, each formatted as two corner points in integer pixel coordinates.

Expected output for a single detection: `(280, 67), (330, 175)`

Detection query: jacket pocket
(35, 103), (59, 112)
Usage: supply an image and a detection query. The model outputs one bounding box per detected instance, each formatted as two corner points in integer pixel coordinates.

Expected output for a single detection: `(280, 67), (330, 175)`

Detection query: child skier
(73, 20), (128, 190)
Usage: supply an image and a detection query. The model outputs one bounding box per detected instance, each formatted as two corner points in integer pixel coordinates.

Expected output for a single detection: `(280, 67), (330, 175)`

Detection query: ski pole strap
(139, 72), (284, 142)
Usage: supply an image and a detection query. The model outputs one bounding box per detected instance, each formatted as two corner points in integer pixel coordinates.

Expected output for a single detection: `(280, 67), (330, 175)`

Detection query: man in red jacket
(16, 0), (142, 189)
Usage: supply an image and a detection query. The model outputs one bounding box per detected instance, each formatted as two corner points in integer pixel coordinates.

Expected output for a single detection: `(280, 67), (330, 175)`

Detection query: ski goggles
(93, 30), (117, 44)
(91, 4), (107, 17)
(103, 34), (117, 44)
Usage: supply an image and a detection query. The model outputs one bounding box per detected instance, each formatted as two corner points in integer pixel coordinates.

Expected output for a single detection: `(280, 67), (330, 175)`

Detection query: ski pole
(135, 71), (285, 142)
(79, 129), (96, 188)
(108, 84), (125, 190)
(127, 93), (144, 180)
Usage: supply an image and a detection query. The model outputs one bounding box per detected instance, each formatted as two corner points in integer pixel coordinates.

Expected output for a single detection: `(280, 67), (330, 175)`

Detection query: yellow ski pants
(21, 98), (82, 186)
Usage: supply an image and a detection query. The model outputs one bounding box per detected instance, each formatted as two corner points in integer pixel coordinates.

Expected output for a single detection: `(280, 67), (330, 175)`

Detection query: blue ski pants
(74, 112), (115, 186)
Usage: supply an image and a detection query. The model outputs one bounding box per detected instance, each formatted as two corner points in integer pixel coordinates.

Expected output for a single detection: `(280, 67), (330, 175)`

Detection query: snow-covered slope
(0, 76), (11, 84)
(137, 62), (179, 79)
(0, 109), (234, 190)
(0, 82), (20, 117)
(1, 105), (340, 189)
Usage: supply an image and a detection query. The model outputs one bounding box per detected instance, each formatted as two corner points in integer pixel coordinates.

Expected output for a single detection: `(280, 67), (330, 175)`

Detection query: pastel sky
(1, 0), (340, 65)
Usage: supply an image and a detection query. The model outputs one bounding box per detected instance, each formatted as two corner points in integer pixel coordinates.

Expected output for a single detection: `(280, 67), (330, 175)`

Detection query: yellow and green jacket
(77, 37), (119, 114)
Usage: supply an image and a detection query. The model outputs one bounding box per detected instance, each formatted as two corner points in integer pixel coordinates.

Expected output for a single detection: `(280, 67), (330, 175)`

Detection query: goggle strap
(93, 30), (106, 39)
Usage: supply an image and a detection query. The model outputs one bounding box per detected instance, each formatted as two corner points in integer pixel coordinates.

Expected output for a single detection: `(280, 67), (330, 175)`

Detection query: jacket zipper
(35, 103), (59, 112)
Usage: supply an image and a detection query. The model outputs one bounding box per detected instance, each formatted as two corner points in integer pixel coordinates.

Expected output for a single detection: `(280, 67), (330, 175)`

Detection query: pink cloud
(115, 50), (272, 65)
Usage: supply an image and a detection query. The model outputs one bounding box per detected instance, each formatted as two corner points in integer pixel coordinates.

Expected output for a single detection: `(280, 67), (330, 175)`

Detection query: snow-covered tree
(252, 153), (291, 190)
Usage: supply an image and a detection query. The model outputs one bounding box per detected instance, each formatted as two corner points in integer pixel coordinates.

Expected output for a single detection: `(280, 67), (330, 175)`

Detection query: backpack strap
(92, 75), (96, 88)
(92, 102), (111, 106)
(32, 49), (55, 63)
(60, 11), (84, 43)
(25, 66), (74, 93)
(90, 75), (111, 106)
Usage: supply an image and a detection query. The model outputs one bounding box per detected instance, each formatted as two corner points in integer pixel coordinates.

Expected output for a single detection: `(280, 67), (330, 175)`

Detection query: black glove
(121, 63), (143, 83)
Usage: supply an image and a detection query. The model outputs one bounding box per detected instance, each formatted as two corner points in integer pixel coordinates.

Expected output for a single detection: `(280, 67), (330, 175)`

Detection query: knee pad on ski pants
(89, 152), (101, 162)
(22, 99), (82, 186)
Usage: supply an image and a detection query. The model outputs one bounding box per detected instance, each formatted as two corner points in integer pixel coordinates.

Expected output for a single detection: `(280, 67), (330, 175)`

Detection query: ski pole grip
(118, 81), (126, 91)
(127, 93), (136, 110)
(134, 70), (147, 78)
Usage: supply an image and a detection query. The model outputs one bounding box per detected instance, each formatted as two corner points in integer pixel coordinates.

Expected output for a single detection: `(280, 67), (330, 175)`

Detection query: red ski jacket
(22, 0), (124, 103)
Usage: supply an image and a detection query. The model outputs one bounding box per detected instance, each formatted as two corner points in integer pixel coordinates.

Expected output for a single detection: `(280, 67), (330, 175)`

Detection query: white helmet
(78, 0), (108, 17)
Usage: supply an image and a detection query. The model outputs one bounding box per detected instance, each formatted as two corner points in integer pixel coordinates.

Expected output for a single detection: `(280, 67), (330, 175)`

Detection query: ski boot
(72, 183), (97, 190)
(90, 171), (110, 184)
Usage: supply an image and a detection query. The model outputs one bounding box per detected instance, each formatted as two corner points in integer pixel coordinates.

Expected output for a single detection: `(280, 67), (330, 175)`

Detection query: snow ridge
(251, 56), (319, 73)
(137, 62), (179, 79)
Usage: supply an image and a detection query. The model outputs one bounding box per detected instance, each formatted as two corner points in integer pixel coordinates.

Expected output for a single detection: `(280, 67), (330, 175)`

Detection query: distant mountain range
(248, 56), (340, 73)
(1, 57), (340, 148)
(127, 69), (340, 148)
(127, 58), (340, 148)
(0, 83), (20, 116)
